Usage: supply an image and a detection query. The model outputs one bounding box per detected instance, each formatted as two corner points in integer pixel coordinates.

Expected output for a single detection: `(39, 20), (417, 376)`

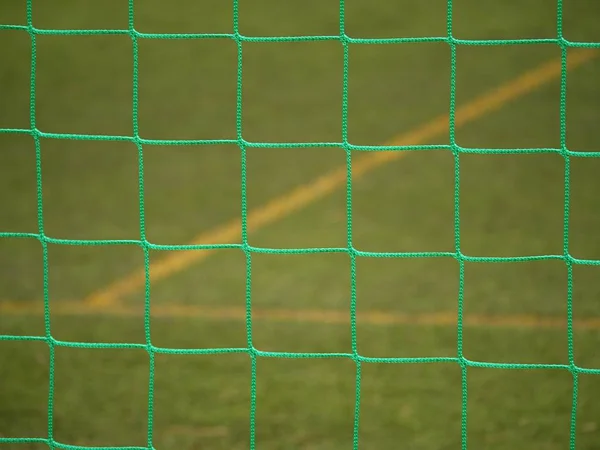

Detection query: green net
(1, 0), (600, 449)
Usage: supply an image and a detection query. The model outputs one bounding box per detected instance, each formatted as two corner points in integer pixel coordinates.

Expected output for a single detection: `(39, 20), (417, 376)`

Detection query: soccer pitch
(1, 1), (600, 449)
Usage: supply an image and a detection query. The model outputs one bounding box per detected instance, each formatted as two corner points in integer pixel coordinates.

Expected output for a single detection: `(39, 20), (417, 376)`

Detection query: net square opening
(153, 352), (251, 449)
(143, 143), (241, 245)
(355, 256), (459, 358)
(570, 157), (600, 260)
(572, 264), (600, 369)
(36, 34), (133, 136)
(459, 152), (565, 257)
(32, 0), (128, 30)
(137, 38), (237, 141)
(454, 44), (561, 150)
(250, 252), (351, 354)
(0, 238), (45, 337)
(348, 41), (450, 146)
(136, 0), (232, 34)
(245, 145), (347, 249)
(0, 340), (49, 439)
(575, 373), (600, 447)
(0, 3), (25, 25)
(238, 0), (339, 37)
(41, 138), (139, 240)
(0, 30), (30, 129)
(563, 1), (600, 42)
(50, 313), (148, 348)
(53, 346), (149, 447)
(565, 50), (600, 154)
(345, 0), (447, 38)
(352, 148), (455, 253)
(359, 362), (462, 449)
(567, 53), (600, 261)
(462, 259), (568, 365)
(149, 248), (247, 350)
(47, 243), (146, 344)
(255, 357), (356, 448)
(0, 134), (37, 233)
(242, 40), (343, 143)
(0, 444), (48, 450)
(452, 0), (557, 40)
(467, 367), (573, 449)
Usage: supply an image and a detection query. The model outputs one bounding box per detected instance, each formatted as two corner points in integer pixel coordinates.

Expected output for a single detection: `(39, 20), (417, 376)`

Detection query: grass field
(2, 1), (600, 449)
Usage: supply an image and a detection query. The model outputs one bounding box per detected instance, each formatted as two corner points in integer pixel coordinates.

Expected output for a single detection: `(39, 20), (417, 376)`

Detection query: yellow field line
(2, 300), (600, 330)
(72, 48), (598, 309)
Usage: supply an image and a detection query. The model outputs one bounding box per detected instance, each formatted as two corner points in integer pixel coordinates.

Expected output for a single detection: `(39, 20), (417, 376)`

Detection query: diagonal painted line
(71, 48), (597, 309)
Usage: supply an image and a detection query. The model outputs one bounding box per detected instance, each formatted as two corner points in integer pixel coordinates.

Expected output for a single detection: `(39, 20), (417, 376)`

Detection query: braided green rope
(2, 0), (600, 449)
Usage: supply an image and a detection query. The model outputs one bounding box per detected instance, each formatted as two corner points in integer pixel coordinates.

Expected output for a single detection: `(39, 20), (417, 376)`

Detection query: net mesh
(1, 0), (600, 449)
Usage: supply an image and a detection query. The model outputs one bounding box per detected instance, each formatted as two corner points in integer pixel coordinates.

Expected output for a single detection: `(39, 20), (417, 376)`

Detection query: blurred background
(1, 0), (600, 449)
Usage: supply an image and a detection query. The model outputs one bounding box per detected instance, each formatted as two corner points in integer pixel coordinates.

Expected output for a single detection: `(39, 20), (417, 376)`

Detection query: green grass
(2, 1), (600, 449)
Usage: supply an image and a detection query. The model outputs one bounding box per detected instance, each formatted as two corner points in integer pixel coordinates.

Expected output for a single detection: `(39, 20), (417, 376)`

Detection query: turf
(1, 1), (600, 449)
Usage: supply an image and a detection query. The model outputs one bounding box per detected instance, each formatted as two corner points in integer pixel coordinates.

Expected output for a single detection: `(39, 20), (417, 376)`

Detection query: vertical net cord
(556, 0), (579, 448)
(339, 1), (362, 448)
(446, 1), (469, 448)
(126, 0), (156, 447)
(26, 0), (56, 446)
(231, 1), (257, 448)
